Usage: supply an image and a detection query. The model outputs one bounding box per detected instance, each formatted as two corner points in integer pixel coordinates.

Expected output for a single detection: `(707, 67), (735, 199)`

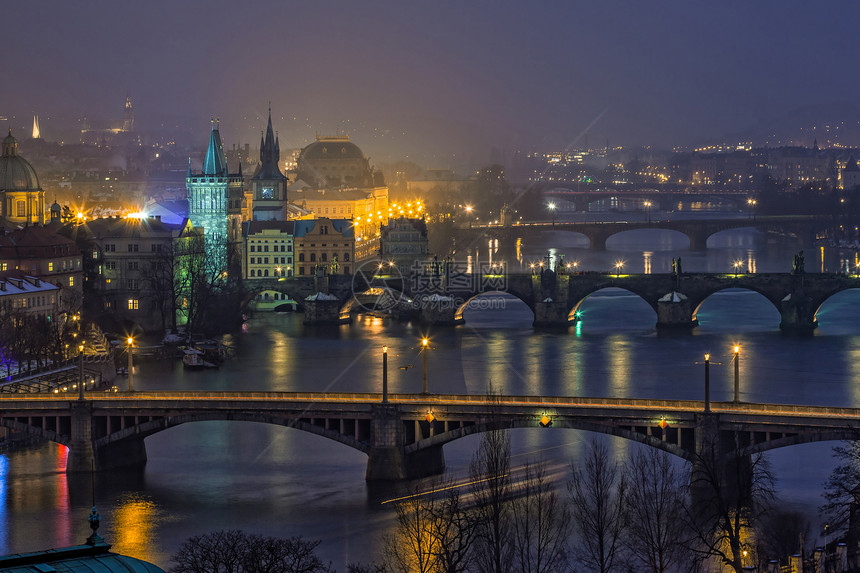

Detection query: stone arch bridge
(242, 271), (860, 332)
(1, 393), (859, 481)
(464, 215), (819, 251)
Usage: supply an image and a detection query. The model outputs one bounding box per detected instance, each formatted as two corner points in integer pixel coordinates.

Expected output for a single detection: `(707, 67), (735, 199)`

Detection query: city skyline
(5, 2), (860, 164)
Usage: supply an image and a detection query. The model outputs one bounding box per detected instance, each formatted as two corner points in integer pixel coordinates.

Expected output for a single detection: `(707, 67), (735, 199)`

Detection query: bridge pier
(779, 283), (817, 333)
(366, 404), (445, 480)
(656, 292), (698, 330)
(303, 296), (351, 325)
(66, 402), (95, 473)
(419, 295), (462, 326)
(532, 272), (575, 328)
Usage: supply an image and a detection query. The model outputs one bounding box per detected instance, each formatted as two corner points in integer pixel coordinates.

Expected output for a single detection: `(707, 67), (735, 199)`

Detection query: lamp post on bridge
(704, 353), (710, 413)
(733, 345), (740, 404)
(382, 345), (388, 403)
(78, 344), (85, 401)
(421, 338), (430, 394)
(127, 337), (134, 392)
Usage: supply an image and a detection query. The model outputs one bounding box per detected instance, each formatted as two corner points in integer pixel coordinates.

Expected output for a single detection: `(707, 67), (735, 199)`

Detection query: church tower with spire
(251, 108), (288, 221)
(186, 120), (244, 276)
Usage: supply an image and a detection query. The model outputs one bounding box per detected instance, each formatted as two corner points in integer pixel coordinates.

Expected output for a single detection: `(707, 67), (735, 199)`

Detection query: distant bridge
(2, 392), (859, 480)
(462, 215), (820, 250)
(244, 270), (860, 332)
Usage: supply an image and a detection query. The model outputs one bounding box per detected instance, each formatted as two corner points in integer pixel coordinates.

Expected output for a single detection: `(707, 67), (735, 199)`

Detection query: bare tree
(470, 425), (514, 573)
(170, 530), (332, 573)
(382, 475), (477, 573)
(509, 461), (571, 573)
(567, 439), (628, 573)
(685, 437), (775, 573)
(821, 441), (860, 533)
(756, 508), (811, 568)
(623, 448), (690, 573)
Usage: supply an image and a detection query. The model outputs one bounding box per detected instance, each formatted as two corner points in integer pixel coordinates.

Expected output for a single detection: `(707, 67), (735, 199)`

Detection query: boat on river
(182, 349), (217, 370)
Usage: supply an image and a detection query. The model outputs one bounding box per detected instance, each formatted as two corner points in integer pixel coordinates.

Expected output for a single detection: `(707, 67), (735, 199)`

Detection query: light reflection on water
(1, 229), (860, 567)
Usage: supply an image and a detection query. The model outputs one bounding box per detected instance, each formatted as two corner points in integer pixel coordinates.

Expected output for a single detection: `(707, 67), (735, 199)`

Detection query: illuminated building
(243, 220), (294, 278)
(289, 135), (388, 243)
(0, 225), (82, 316)
(186, 121), (244, 275)
(78, 216), (195, 332)
(0, 276), (60, 322)
(293, 218), (354, 276)
(379, 217), (428, 270)
(0, 130), (46, 225)
(251, 109), (288, 221)
(840, 157), (860, 190)
(32, 114), (41, 140)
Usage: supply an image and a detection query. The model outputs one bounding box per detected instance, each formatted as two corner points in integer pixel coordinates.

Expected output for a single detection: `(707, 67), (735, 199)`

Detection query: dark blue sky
(5, 1), (859, 165)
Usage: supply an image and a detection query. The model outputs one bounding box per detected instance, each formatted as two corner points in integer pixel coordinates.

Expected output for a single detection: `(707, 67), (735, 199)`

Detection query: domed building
(295, 135), (383, 188)
(0, 129), (45, 225)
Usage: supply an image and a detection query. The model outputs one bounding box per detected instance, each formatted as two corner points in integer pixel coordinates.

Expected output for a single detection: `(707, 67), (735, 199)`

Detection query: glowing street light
(644, 200), (652, 223)
(382, 345), (388, 403)
(78, 343), (85, 401)
(614, 261), (624, 277)
(421, 338), (430, 394)
(127, 337), (134, 392)
(733, 260), (743, 277)
(704, 353), (710, 413)
(547, 202), (557, 226)
(733, 345), (740, 404)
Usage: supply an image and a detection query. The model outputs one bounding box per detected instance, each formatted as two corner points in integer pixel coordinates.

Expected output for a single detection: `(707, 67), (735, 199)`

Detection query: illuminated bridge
(1, 392), (859, 480)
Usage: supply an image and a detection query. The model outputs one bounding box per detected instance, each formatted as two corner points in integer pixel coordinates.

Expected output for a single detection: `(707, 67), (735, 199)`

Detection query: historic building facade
(0, 130), (45, 226)
(243, 220), (294, 278)
(186, 123), (244, 276)
(250, 110), (288, 221)
(293, 218), (354, 277)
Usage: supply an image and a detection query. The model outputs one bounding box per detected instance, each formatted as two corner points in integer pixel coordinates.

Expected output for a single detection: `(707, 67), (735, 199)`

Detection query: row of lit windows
(1, 294), (55, 310)
(297, 252), (350, 262)
(249, 268), (292, 277)
(46, 260), (79, 272)
(249, 244), (292, 252)
(249, 257), (293, 265)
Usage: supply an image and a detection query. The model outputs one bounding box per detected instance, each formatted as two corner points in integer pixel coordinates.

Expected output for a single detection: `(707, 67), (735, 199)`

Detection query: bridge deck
(0, 392), (857, 422)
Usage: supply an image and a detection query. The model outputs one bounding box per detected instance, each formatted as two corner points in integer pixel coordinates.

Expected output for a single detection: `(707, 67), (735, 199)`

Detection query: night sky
(5, 1), (859, 164)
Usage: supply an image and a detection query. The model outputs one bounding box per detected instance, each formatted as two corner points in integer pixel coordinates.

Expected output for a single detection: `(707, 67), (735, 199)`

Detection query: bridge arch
(691, 286), (782, 326)
(406, 418), (692, 461)
(603, 228), (692, 251)
(93, 413), (372, 456)
(568, 286), (658, 324)
(343, 286), (411, 316)
(810, 287), (860, 327)
(453, 291), (534, 324)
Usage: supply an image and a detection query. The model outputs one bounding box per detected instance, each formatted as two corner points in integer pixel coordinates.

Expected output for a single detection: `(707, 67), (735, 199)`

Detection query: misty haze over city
(5, 1), (860, 167)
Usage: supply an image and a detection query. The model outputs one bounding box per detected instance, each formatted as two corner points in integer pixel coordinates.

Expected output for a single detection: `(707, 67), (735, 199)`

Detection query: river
(1, 223), (860, 569)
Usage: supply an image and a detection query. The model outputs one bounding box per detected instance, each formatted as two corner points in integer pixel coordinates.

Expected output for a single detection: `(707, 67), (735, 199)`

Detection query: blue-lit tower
(187, 121), (244, 276)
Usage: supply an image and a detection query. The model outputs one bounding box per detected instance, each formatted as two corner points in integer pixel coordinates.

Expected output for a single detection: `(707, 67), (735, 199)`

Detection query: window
(299, 266), (305, 275)
(151, 244), (163, 253)
(264, 257), (269, 264)
(287, 257), (292, 264)
(0, 263), (6, 271)
(250, 257), (255, 264)
(128, 244), (139, 252)
(287, 244), (292, 252)
(127, 279), (139, 289)
(128, 299), (139, 310)
(344, 253), (350, 262)
(250, 245), (256, 252)
(264, 269), (269, 277)
(16, 201), (25, 217)
(343, 266), (349, 274)
(321, 253), (327, 262)
(128, 261), (139, 270)
(264, 245), (269, 252)
(69, 276), (74, 287)
(310, 253), (316, 262)
(105, 244), (116, 252)
(48, 262), (54, 272)
(105, 261), (117, 270)
(299, 253), (305, 262)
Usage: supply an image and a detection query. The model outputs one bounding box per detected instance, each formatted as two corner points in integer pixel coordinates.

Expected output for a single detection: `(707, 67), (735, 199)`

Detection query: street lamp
(127, 337), (134, 392)
(733, 260), (742, 277)
(704, 353), (710, 413)
(644, 200), (652, 224)
(747, 198), (757, 220)
(733, 345), (740, 404)
(614, 261), (624, 277)
(548, 202), (557, 226)
(421, 338), (429, 394)
(78, 344), (85, 401)
(382, 345), (388, 403)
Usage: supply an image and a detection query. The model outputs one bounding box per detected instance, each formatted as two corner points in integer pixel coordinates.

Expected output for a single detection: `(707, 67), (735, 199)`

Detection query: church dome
(0, 131), (41, 191)
(300, 137), (365, 161)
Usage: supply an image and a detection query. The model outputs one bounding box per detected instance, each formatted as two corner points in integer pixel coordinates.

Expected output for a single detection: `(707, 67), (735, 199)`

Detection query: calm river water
(2, 224), (860, 569)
